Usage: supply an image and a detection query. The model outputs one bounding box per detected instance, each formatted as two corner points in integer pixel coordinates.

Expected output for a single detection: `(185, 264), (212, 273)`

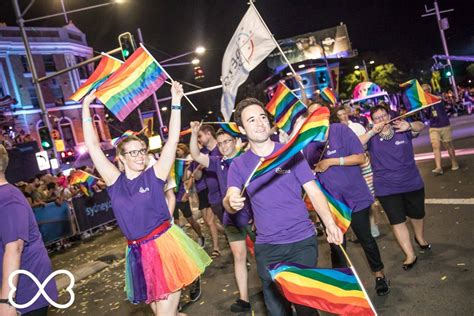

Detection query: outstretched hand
(393, 119), (411, 132)
(83, 89), (97, 106)
(171, 81), (184, 104)
(190, 121), (202, 135)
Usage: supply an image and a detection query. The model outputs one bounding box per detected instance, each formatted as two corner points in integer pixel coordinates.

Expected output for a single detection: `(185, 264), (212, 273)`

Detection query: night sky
(1, 0), (472, 121)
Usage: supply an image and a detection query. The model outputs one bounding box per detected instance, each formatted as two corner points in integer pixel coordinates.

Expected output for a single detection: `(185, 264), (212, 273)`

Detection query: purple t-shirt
(0, 184), (58, 314)
(107, 167), (171, 240)
(190, 161), (207, 193)
(202, 146), (222, 204)
(367, 131), (424, 196)
(303, 123), (374, 212)
(427, 102), (450, 128)
(208, 156), (252, 227)
(227, 142), (315, 244)
(350, 115), (369, 128)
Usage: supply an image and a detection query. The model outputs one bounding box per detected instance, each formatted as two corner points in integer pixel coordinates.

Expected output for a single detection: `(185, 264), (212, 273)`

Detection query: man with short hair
(224, 98), (343, 315)
(0, 145), (58, 316)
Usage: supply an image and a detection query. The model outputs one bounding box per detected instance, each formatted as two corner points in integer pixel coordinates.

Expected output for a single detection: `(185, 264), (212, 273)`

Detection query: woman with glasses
(360, 104), (430, 271)
(81, 82), (211, 315)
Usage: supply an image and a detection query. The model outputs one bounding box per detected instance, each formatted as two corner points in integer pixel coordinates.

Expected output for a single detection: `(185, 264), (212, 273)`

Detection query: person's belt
(127, 221), (171, 246)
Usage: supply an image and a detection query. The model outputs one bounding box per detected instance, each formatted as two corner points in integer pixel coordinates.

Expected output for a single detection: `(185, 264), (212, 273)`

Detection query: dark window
(42, 55), (56, 72)
(21, 56), (31, 73)
(49, 82), (64, 106)
(68, 33), (82, 41)
(60, 123), (75, 148)
(75, 56), (90, 80)
(94, 120), (104, 142)
(28, 87), (39, 107)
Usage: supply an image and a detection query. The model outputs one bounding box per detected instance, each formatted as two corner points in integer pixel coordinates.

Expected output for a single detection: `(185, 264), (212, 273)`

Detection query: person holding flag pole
(223, 98), (343, 315)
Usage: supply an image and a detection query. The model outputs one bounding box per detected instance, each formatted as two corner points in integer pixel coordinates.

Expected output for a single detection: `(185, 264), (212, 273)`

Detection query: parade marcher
(303, 108), (390, 296)
(224, 98), (343, 315)
(82, 83), (211, 315)
(190, 122), (254, 313)
(421, 84), (459, 175)
(0, 145), (58, 316)
(360, 104), (431, 270)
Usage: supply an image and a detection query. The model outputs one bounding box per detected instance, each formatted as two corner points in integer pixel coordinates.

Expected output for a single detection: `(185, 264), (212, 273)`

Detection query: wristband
(82, 117), (92, 123)
(0, 299), (12, 306)
(367, 130), (374, 137)
(339, 157), (345, 166)
(171, 104), (182, 110)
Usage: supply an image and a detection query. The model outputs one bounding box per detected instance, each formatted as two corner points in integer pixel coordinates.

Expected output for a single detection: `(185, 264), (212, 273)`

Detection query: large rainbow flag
(266, 82), (307, 135)
(249, 107), (329, 182)
(268, 262), (375, 316)
(400, 79), (441, 112)
(315, 180), (352, 234)
(320, 87), (338, 106)
(170, 159), (187, 192)
(95, 45), (168, 122)
(69, 55), (122, 102)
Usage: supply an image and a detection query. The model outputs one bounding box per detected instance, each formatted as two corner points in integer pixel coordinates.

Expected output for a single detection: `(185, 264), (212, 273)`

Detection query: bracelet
(171, 104), (182, 110)
(339, 157), (345, 166)
(0, 299), (12, 306)
(82, 117), (92, 123)
(367, 130), (374, 137)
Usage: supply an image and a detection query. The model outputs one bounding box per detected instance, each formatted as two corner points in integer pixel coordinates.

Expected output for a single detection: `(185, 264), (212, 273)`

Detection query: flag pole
(387, 101), (440, 123)
(140, 43), (198, 111)
(248, 1), (299, 78)
(240, 158), (263, 196)
(338, 244), (378, 316)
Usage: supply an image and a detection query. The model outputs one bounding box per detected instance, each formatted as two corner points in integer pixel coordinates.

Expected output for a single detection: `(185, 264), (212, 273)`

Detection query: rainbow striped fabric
(170, 159), (187, 192)
(320, 87), (338, 106)
(95, 45), (168, 122)
(70, 170), (98, 197)
(217, 122), (242, 137)
(69, 55), (122, 102)
(266, 82), (307, 135)
(250, 107), (329, 182)
(268, 262), (375, 316)
(400, 79), (441, 112)
(315, 180), (352, 234)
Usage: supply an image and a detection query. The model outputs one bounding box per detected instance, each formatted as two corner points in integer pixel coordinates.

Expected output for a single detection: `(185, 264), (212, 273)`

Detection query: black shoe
(375, 277), (390, 296)
(189, 277), (202, 302)
(415, 239), (432, 250)
(402, 257), (417, 271)
(230, 298), (251, 313)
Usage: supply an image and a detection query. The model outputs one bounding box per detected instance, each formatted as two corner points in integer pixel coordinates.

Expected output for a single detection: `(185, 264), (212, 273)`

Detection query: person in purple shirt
(303, 116), (390, 296)
(359, 104), (431, 271)
(224, 98), (343, 316)
(421, 84), (459, 175)
(190, 122), (254, 313)
(349, 106), (369, 128)
(82, 83), (211, 315)
(195, 125), (222, 258)
(0, 145), (58, 316)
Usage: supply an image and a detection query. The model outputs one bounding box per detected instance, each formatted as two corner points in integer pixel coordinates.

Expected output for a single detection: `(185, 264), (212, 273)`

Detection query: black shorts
(210, 203), (224, 224)
(197, 188), (210, 209)
(175, 201), (193, 219)
(377, 188), (425, 225)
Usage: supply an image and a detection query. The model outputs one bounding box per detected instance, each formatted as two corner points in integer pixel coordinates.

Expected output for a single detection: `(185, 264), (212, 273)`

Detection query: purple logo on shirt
(275, 167), (291, 175)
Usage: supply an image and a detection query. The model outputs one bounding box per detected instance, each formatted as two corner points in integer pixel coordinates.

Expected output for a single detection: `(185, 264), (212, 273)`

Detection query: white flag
(220, 6), (277, 121)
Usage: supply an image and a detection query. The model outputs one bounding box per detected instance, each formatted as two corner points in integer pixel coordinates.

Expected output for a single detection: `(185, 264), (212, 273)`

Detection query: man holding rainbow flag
(223, 97), (343, 315)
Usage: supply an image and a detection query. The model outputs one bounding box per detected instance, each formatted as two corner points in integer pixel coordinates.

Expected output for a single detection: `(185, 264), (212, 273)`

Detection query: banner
(266, 24), (354, 70)
(220, 5), (277, 121)
(33, 202), (73, 245)
(72, 190), (115, 232)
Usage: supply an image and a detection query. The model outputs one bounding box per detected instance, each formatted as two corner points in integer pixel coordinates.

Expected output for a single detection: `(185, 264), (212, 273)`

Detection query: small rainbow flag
(266, 82), (307, 135)
(95, 45), (168, 122)
(315, 180), (352, 234)
(217, 122), (242, 137)
(249, 107), (329, 182)
(170, 159), (186, 193)
(69, 170), (98, 187)
(320, 87), (338, 106)
(400, 79), (441, 112)
(69, 55), (122, 102)
(268, 262), (375, 316)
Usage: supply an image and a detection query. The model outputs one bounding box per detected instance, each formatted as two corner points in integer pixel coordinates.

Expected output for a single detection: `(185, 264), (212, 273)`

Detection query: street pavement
(48, 115), (474, 315)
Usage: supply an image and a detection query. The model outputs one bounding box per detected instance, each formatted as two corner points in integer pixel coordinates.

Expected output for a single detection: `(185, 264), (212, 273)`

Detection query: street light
(369, 60), (375, 64)
(161, 106), (168, 112)
(195, 46), (206, 55)
(160, 46), (206, 64)
(191, 58), (200, 65)
(354, 65), (360, 70)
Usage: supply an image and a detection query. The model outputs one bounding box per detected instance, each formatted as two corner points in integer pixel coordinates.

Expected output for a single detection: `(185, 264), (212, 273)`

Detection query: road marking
(415, 148), (474, 161)
(425, 198), (474, 205)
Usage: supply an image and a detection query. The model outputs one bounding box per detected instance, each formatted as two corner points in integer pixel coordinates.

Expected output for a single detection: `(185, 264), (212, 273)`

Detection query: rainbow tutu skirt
(125, 223), (212, 304)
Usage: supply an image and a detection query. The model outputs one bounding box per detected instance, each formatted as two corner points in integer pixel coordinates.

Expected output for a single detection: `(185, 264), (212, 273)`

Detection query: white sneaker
(371, 224), (380, 238)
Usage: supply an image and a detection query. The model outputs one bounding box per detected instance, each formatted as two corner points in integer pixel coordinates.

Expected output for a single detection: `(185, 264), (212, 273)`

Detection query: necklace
(379, 126), (394, 141)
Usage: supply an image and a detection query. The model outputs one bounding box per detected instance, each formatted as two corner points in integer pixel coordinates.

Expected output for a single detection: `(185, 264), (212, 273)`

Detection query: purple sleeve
(227, 160), (244, 189)
(343, 125), (365, 155)
(293, 152), (316, 186)
(207, 156), (219, 173)
(1, 201), (30, 245)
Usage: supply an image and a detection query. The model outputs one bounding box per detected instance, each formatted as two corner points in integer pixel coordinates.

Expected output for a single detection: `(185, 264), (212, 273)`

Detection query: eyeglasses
(123, 148), (147, 157)
(372, 114), (389, 122)
(217, 139), (233, 147)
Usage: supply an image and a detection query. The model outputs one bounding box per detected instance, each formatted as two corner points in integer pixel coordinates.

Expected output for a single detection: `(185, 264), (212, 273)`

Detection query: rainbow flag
(170, 159), (186, 193)
(268, 262), (375, 316)
(400, 79), (441, 112)
(217, 122), (242, 137)
(249, 107), (329, 182)
(69, 170), (97, 187)
(69, 55), (122, 102)
(320, 87), (338, 106)
(315, 180), (352, 234)
(95, 45), (168, 122)
(266, 82), (306, 135)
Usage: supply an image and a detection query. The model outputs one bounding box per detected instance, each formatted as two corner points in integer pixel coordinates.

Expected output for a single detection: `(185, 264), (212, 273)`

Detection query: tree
(466, 64), (474, 77)
(341, 71), (365, 99)
(369, 63), (403, 92)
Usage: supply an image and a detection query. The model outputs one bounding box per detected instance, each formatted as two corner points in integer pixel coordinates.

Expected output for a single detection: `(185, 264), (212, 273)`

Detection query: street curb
(56, 261), (108, 291)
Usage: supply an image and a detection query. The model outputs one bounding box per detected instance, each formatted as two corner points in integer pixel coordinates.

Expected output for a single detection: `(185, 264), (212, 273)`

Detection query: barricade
(71, 190), (116, 233)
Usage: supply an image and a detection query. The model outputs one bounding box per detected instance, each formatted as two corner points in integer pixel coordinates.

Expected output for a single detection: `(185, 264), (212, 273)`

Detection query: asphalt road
(48, 115), (474, 316)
